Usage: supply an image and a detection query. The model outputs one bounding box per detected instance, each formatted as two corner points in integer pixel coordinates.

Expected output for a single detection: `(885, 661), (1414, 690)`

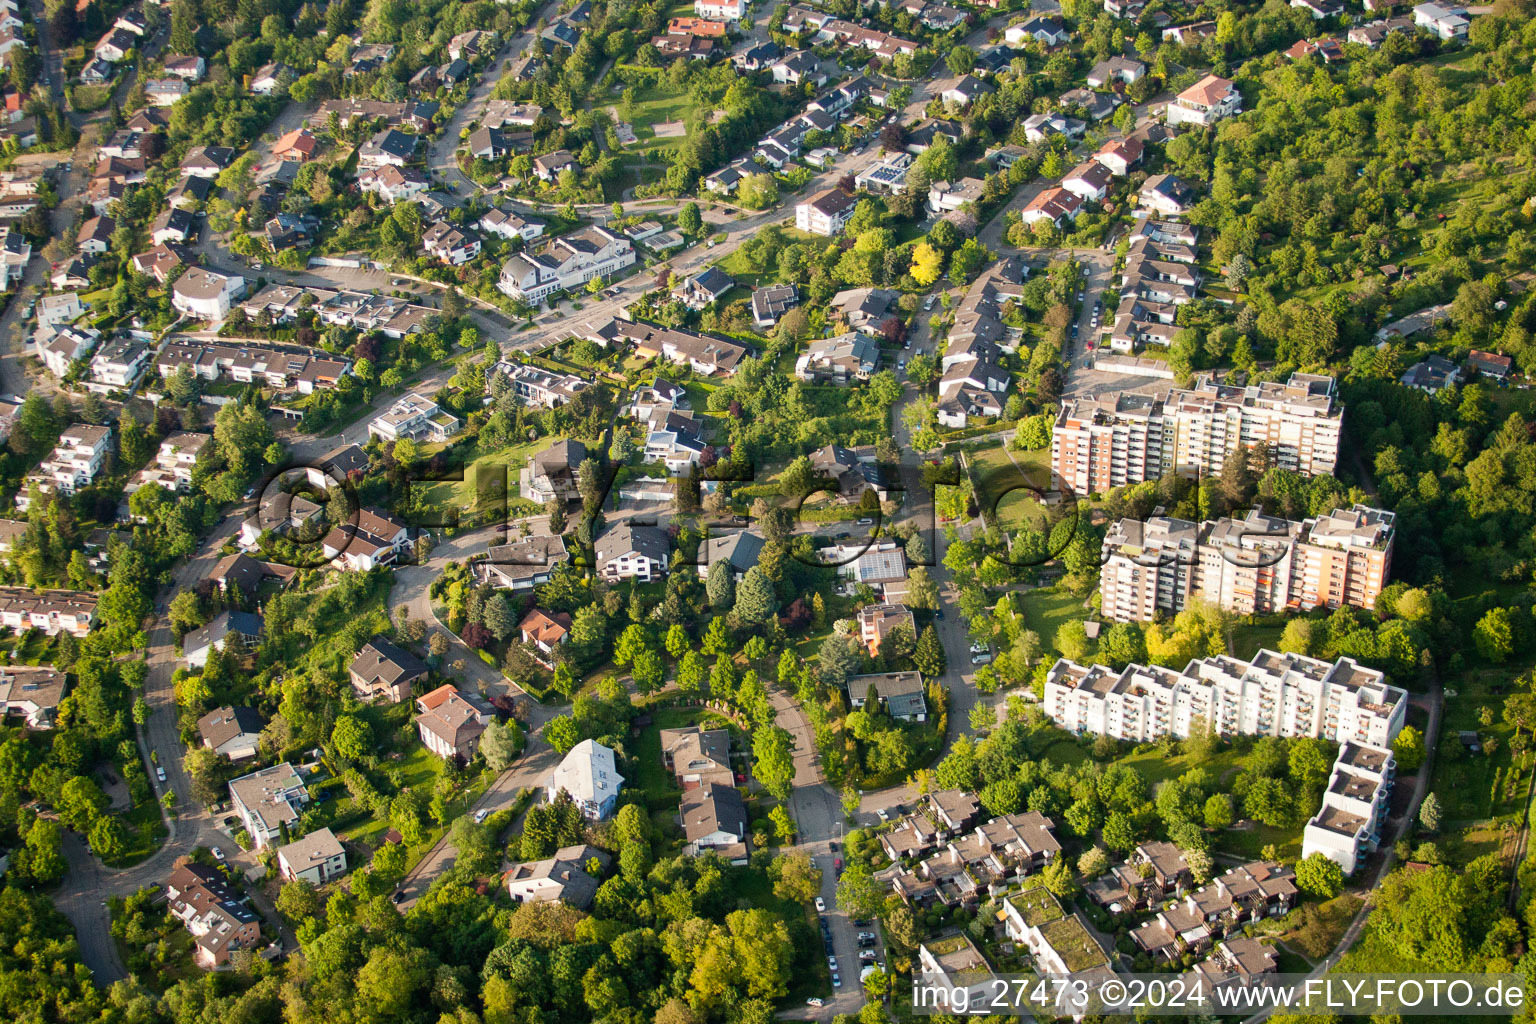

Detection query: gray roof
(594, 522), (669, 567)
(197, 705), (265, 750)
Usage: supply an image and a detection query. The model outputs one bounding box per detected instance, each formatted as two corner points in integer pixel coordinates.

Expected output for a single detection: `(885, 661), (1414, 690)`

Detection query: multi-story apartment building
(1099, 505), (1395, 622)
(1302, 741), (1395, 873)
(19, 423), (112, 510)
(367, 392), (460, 443)
(165, 863), (263, 969)
(497, 225), (635, 303)
(794, 186), (861, 236)
(1050, 373), (1343, 496)
(1166, 73), (1241, 127)
(228, 762), (309, 850)
(156, 340), (353, 394)
(1043, 650), (1407, 747)
(126, 431), (211, 495)
(487, 361), (589, 409)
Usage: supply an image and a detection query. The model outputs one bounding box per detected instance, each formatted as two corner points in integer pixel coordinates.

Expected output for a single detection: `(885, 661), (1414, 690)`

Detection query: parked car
(473, 808), (489, 823)
(831, 972), (842, 988)
(211, 847), (225, 861)
(391, 891), (406, 904)
(827, 956), (837, 970)
(156, 767), (167, 782)
(807, 998), (824, 1007)
(815, 896), (826, 912)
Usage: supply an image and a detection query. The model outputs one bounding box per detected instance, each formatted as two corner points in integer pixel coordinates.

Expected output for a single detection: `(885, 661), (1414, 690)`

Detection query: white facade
(172, 268), (246, 320)
(1166, 74), (1242, 128)
(498, 226), (635, 304)
(277, 827), (348, 885)
(695, 0), (745, 19)
(1301, 743), (1395, 874)
(20, 424), (111, 510)
(1043, 650), (1408, 748)
(547, 739), (624, 819)
(368, 392), (460, 442)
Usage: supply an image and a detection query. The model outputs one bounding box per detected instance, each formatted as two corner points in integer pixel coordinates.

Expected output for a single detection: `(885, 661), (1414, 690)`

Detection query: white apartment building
(0, 587), (98, 636)
(39, 324), (100, 378)
(490, 361), (589, 409)
(277, 827), (348, 885)
(1166, 74), (1241, 128)
(1051, 373), (1343, 496)
(368, 392), (461, 443)
(88, 338), (152, 391)
(695, 0), (745, 19)
(228, 762), (309, 850)
(1412, 2), (1468, 39)
(19, 423), (112, 510)
(127, 431), (210, 495)
(1301, 741), (1395, 874)
(1099, 505), (1395, 622)
(1043, 650), (1407, 748)
(497, 225), (635, 304)
(795, 187), (861, 236)
(172, 268), (246, 320)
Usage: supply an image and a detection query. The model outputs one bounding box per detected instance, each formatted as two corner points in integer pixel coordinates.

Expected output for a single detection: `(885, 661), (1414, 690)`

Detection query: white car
(473, 808), (489, 823)
(807, 997), (824, 1007)
(827, 956), (837, 969)
(211, 847), (225, 861)
(156, 767), (167, 782)
(815, 896), (826, 912)
(971, 652), (992, 665)
(877, 808), (890, 822)
(831, 972), (842, 988)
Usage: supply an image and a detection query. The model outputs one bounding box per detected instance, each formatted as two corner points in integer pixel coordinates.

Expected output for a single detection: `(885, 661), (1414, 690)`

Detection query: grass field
(1229, 623), (1287, 659)
(417, 440), (548, 512)
(1018, 587), (1089, 654)
(1429, 660), (1528, 824)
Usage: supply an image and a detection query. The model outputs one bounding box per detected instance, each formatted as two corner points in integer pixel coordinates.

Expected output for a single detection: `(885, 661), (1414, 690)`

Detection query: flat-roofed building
(1043, 650), (1407, 747)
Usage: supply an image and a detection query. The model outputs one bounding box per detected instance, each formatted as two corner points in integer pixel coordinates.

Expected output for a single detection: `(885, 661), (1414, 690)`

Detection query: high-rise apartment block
(1043, 649), (1407, 748)
(1051, 373), (1343, 496)
(1099, 505), (1395, 622)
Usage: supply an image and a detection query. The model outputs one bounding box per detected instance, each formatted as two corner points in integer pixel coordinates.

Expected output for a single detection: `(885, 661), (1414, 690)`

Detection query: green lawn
(104, 799), (171, 868)
(1214, 820), (1302, 862)
(417, 440), (548, 512)
(1229, 623), (1287, 659)
(1430, 660), (1527, 824)
(631, 704), (742, 813)
(1019, 587), (1090, 654)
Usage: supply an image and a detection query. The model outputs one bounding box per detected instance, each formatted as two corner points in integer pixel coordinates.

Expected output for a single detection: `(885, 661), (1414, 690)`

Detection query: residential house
(1413, 1), (1468, 39)
(672, 267), (734, 309)
(1021, 186), (1083, 227)
(1138, 173), (1196, 217)
(808, 443), (886, 502)
(680, 783), (749, 862)
(272, 128), (319, 162)
(1167, 74), (1241, 128)
(489, 361), (587, 408)
(660, 726), (733, 788)
(77, 215), (114, 254)
(359, 164), (431, 204)
(196, 704), (264, 762)
(795, 331), (880, 383)
(0, 588), (98, 636)
(829, 287), (898, 336)
(422, 220), (481, 265)
(532, 150), (577, 181)
(180, 145), (235, 178)
(145, 78), (188, 105)
(415, 684), (494, 760)
(479, 208), (544, 241)
(165, 54), (206, 80)
(350, 636), (430, 703)
(547, 739), (624, 819)
(19, 424), (112, 509)
(250, 63), (292, 94)
(497, 226), (634, 303)
(1062, 160), (1114, 202)
(750, 283), (798, 328)
(0, 667), (66, 729)
(795, 187), (861, 236)
(1468, 349), (1514, 380)
(506, 845), (610, 908)
(150, 207), (196, 245)
(228, 762), (308, 849)
(847, 671), (928, 721)
(1004, 15), (1070, 46)
(321, 506), (411, 571)
(184, 611), (263, 670)
(856, 603), (914, 655)
(474, 534), (570, 591)
(518, 608), (571, 665)
(358, 128), (417, 169)
(941, 75), (993, 108)
(697, 530), (765, 580)
(1087, 55), (1145, 86)
(928, 177), (986, 215)
(38, 325), (99, 379)
(594, 523), (669, 582)
(695, 0), (745, 19)
(207, 552), (280, 601)
(277, 828), (348, 885)
(165, 864), (262, 969)
(171, 268), (245, 320)
(520, 438), (588, 502)
(1000, 880), (1115, 986)
(368, 392), (460, 442)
